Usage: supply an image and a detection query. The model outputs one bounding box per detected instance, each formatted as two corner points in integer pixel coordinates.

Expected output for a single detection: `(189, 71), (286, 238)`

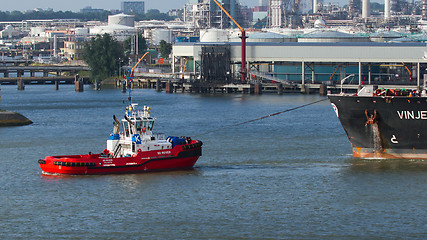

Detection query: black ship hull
(328, 94), (427, 159)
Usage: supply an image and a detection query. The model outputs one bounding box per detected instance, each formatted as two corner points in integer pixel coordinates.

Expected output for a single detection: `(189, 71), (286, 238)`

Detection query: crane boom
(131, 51), (149, 76)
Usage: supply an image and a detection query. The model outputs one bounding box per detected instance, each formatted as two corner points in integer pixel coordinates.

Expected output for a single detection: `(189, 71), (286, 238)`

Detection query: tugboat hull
(39, 141), (202, 175)
(329, 94), (427, 159)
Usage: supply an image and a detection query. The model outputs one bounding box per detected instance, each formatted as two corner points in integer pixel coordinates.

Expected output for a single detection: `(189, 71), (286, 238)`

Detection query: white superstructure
(106, 104), (172, 158)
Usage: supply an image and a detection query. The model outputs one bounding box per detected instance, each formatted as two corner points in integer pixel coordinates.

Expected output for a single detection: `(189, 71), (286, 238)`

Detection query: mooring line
(194, 98), (329, 137)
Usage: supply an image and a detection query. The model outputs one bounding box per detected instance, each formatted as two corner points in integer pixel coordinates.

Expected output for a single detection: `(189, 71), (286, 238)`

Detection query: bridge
(0, 59), (32, 66)
(0, 76), (90, 85)
(0, 65), (90, 77)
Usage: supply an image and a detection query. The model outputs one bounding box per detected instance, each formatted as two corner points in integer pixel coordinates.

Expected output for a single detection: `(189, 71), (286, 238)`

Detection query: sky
(2, 0), (260, 13)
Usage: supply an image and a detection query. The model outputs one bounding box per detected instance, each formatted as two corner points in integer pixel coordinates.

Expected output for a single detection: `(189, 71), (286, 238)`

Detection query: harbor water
(0, 85), (425, 239)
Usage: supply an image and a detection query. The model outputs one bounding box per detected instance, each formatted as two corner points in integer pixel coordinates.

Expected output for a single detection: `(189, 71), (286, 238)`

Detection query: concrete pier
(156, 79), (162, 92)
(165, 81), (173, 93)
(17, 79), (24, 90)
(75, 75), (84, 92)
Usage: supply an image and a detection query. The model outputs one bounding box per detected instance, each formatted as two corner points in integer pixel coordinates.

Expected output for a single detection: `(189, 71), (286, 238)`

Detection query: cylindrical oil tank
(200, 29), (229, 42)
(108, 14), (135, 27)
(74, 28), (89, 36)
(370, 31), (404, 42)
(298, 30), (369, 43)
(230, 32), (296, 43)
(30, 27), (46, 37)
(151, 29), (172, 45)
(313, 19), (327, 28)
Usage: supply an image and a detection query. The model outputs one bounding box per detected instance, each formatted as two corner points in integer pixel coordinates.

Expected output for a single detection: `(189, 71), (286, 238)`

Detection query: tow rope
(195, 98), (329, 137)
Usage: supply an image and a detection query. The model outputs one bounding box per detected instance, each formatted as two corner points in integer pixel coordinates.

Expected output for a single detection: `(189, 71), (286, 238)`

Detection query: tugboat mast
(125, 52), (149, 104)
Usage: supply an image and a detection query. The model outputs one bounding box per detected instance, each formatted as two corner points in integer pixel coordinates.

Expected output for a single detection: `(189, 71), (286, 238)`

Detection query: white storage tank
(230, 32), (296, 43)
(298, 30), (369, 43)
(108, 13), (135, 27)
(200, 29), (229, 42)
(369, 30), (404, 42)
(30, 27), (46, 37)
(151, 29), (172, 45)
(313, 19), (327, 28)
(74, 28), (89, 36)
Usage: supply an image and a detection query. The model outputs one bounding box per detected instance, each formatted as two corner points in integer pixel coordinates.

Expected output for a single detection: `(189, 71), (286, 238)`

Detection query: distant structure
(313, 0), (319, 13)
(423, 0), (427, 20)
(108, 13), (135, 27)
(253, 3), (267, 26)
(267, 0), (313, 28)
(270, 0), (284, 27)
(80, 6), (105, 13)
(362, 0), (370, 18)
(384, 0), (392, 19)
(298, 0), (315, 14)
(259, 0), (268, 6)
(348, 0), (361, 18)
(347, 0), (407, 19)
(183, 0), (241, 29)
(90, 14), (136, 41)
(121, 1), (145, 14)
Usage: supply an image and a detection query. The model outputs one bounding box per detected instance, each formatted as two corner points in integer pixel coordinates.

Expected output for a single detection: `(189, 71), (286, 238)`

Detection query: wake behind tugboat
(329, 85), (427, 159)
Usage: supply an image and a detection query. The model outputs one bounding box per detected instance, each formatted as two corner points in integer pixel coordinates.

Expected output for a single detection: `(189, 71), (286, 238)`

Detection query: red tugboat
(38, 103), (202, 175)
(38, 61), (202, 175)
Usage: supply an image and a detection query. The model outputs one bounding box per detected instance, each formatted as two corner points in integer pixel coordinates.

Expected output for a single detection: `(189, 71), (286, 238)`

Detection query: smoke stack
(385, 0), (391, 19)
(313, 0), (318, 13)
(362, 0), (370, 18)
(423, 0), (427, 20)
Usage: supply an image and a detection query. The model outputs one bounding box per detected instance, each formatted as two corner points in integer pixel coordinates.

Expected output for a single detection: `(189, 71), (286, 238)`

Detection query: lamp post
(118, 58), (122, 77)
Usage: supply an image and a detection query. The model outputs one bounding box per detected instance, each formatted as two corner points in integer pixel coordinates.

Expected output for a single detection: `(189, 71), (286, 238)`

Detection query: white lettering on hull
(397, 111), (427, 120)
(157, 150), (171, 155)
(391, 135), (398, 144)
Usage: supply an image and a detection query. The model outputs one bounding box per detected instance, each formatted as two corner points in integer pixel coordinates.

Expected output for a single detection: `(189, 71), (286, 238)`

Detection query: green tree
(159, 40), (172, 59)
(143, 9), (173, 21)
(123, 33), (148, 55)
(82, 33), (128, 82)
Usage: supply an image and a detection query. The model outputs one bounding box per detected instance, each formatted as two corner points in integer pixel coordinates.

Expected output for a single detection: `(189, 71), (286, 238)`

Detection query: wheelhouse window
(136, 120), (142, 132)
(123, 122), (130, 137)
(147, 121), (154, 130)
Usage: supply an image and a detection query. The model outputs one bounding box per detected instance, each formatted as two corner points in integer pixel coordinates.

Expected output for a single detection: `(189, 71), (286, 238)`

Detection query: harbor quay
(1, 70), (423, 95)
(118, 76), (420, 95)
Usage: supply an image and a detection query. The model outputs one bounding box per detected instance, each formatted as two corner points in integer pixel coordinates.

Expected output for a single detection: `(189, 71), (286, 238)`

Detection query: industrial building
(172, 41), (427, 87)
(183, 0), (242, 29)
